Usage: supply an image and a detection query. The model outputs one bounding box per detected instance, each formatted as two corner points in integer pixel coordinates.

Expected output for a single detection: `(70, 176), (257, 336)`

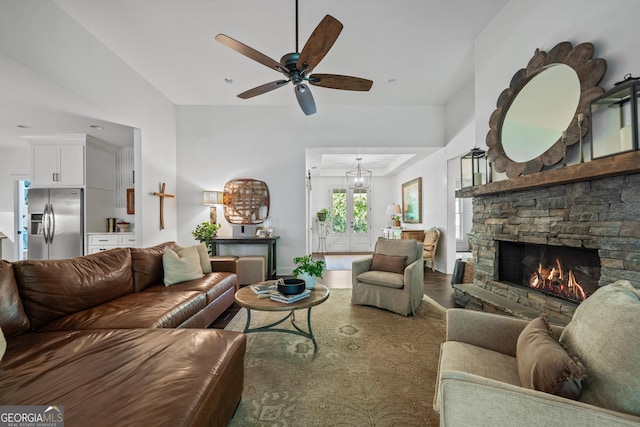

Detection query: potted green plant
(392, 215), (402, 227)
(316, 208), (329, 222)
(292, 254), (325, 289)
(192, 222), (222, 254)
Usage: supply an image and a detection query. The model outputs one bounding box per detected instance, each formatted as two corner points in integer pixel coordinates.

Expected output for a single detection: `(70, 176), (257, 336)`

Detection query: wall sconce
(386, 203), (402, 227)
(590, 74), (640, 160)
(460, 148), (488, 188)
(202, 190), (224, 224)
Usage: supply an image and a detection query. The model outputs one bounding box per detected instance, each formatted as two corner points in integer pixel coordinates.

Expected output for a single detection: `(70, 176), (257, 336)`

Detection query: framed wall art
(402, 178), (422, 223)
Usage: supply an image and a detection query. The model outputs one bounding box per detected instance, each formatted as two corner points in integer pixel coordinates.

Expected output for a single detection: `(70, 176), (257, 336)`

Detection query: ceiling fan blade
(215, 34), (286, 73)
(308, 74), (373, 91)
(237, 80), (290, 99)
(296, 15), (343, 73)
(294, 84), (317, 116)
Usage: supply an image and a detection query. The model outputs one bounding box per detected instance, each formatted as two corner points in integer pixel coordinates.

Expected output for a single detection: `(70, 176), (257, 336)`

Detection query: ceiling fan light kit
(215, 1), (373, 115)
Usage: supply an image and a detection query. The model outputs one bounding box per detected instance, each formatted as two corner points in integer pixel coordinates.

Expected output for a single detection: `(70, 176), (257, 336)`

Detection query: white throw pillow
(162, 245), (204, 286)
(173, 242), (212, 274)
(0, 327), (6, 362)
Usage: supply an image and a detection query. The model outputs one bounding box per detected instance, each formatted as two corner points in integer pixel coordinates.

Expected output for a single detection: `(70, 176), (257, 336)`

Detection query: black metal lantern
(590, 75), (640, 160)
(460, 148), (488, 188)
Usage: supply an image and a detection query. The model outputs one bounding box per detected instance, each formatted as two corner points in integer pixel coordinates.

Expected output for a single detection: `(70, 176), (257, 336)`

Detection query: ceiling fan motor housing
(281, 52), (306, 84)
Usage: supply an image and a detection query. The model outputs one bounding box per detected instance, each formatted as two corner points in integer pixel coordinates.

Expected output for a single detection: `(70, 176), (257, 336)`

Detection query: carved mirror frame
(486, 41), (607, 178)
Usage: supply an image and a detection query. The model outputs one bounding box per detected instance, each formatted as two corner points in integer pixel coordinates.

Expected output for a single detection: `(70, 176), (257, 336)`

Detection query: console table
(209, 236), (279, 279)
(381, 228), (425, 241)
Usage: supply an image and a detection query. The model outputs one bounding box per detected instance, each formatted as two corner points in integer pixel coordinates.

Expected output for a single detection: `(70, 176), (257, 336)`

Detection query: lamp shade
(202, 190), (224, 205)
(386, 204), (402, 215)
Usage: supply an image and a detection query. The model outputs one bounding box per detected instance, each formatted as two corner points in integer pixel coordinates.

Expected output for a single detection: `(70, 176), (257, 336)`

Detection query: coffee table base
(243, 307), (319, 353)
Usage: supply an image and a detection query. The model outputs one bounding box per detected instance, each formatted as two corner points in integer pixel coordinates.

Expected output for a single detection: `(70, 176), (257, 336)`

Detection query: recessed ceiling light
(16, 124), (31, 129)
(89, 125), (104, 130)
(224, 77), (234, 84)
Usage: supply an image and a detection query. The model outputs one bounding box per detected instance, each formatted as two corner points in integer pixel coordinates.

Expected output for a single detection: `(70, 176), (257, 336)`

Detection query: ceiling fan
(215, 1), (373, 115)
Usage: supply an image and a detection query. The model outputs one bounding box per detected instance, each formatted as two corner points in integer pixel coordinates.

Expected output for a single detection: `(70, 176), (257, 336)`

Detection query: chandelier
(346, 157), (372, 189)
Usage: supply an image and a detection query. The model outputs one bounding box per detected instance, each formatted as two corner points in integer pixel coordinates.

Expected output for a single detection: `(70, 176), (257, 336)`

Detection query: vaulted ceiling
(1, 0), (509, 174)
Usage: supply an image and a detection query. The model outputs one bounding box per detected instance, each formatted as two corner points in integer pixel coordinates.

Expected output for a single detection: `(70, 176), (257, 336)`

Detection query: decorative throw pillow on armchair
(370, 253), (407, 274)
(516, 314), (586, 399)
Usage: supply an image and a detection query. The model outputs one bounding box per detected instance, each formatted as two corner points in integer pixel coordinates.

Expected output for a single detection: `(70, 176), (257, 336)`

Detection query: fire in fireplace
(499, 241), (600, 303)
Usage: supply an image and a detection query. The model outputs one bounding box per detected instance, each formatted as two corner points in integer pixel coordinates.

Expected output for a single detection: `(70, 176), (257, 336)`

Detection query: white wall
(475, 0), (640, 149)
(391, 148), (449, 272)
(176, 105), (445, 275)
(0, 1), (178, 248)
(443, 81), (476, 272)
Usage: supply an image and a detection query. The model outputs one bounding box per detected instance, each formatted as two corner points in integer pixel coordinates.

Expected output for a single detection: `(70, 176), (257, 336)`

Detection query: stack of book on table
(250, 282), (278, 294)
(270, 289), (311, 304)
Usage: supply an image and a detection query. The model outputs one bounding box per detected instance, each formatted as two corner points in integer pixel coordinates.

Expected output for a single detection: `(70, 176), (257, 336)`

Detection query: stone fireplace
(454, 164), (640, 324)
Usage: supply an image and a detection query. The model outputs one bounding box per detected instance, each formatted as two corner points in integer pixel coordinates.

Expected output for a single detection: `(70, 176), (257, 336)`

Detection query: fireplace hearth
(499, 241), (600, 303)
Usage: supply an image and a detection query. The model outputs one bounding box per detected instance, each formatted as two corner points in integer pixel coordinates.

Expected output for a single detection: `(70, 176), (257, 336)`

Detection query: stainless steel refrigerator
(28, 188), (84, 260)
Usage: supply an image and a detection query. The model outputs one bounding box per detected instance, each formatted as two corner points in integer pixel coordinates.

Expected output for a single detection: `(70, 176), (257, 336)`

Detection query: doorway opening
(326, 186), (371, 252)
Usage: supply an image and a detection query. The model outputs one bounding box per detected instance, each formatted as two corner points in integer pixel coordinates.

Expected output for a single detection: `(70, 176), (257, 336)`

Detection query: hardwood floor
(209, 263), (455, 329)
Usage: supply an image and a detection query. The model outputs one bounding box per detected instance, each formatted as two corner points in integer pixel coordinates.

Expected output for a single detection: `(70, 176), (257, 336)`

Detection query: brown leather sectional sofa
(0, 242), (246, 427)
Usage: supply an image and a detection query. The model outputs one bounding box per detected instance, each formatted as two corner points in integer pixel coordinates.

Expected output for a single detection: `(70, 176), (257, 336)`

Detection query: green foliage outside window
(330, 190), (368, 234)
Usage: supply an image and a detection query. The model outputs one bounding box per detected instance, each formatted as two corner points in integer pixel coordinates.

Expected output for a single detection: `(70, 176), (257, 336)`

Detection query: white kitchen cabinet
(87, 232), (136, 254)
(31, 144), (84, 187)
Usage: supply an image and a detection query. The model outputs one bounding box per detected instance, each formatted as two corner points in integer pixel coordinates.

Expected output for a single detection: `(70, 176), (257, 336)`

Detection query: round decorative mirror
(486, 41), (607, 178)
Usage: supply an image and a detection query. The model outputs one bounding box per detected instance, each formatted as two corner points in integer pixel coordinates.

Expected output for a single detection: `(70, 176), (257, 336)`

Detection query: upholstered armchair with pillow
(351, 237), (424, 316)
(434, 280), (640, 426)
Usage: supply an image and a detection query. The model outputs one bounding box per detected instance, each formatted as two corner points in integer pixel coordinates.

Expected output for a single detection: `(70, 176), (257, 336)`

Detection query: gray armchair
(351, 238), (424, 316)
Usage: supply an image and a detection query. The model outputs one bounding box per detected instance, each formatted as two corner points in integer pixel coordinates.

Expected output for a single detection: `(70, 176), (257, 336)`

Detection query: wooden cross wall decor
(153, 182), (175, 230)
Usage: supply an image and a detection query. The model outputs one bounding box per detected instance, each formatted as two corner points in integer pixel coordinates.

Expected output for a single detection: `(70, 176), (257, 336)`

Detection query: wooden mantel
(456, 150), (640, 198)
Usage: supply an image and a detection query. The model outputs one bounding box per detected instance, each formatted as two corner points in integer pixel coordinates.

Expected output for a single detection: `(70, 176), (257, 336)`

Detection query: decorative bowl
(278, 278), (306, 295)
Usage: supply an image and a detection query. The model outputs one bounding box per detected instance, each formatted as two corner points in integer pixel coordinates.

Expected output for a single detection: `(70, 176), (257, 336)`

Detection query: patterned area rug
(226, 289), (446, 426)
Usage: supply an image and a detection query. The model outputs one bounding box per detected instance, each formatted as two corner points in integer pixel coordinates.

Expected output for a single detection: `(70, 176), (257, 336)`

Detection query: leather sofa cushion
(144, 271), (238, 304)
(0, 328), (246, 426)
(39, 291), (206, 331)
(0, 261), (30, 337)
(131, 242), (176, 291)
(14, 248), (133, 330)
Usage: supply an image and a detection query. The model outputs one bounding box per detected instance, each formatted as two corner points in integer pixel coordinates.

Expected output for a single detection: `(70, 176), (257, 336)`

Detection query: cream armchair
(351, 238), (424, 316)
(423, 227), (440, 272)
(435, 280), (640, 426)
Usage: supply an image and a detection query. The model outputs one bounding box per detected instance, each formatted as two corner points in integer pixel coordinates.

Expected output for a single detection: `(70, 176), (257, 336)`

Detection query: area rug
(226, 289), (446, 426)
(323, 254), (370, 271)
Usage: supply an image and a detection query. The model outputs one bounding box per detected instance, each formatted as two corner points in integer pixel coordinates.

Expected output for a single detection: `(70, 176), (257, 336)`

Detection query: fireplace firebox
(499, 241), (601, 303)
